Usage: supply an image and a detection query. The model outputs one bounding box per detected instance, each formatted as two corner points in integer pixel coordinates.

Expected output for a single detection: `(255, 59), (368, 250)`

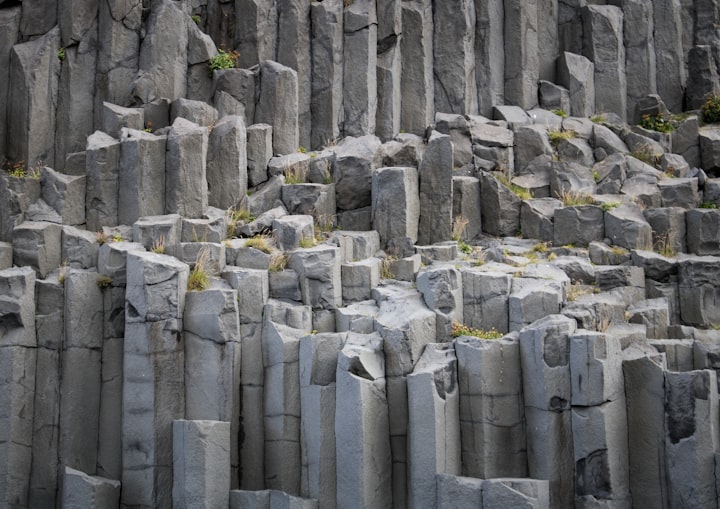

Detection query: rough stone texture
(343, 0), (377, 137)
(172, 420), (230, 509)
(62, 467), (121, 509)
(256, 61), (299, 155)
(407, 344), (461, 509)
(372, 167), (419, 249)
(400, 0), (434, 135)
(418, 132), (453, 245)
(480, 172), (521, 237)
(12, 221), (62, 278)
(452, 176), (482, 241)
(234, 0), (277, 68)
(582, 6), (626, 121)
(654, 0), (686, 113)
(86, 131), (120, 230)
(554, 205), (605, 247)
(165, 117), (209, 219)
(455, 335), (526, 479)
(0, 7), (21, 161)
(207, 115), (247, 211)
(118, 129), (167, 225)
(504, 0), (539, 109)
(558, 52), (595, 118)
(686, 209), (720, 255)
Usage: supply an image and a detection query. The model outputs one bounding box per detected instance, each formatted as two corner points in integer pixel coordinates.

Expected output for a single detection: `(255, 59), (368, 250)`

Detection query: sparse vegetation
(284, 165), (306, 184)
(245, 235), (274, 254)
(600, 201), (621, 212)
(451, 321), (504, 340)
(654, 234), (676, 258)
(552, 109), (568, 118)
(58, 261), (68, 285)
(590, 114), (606, 124)
(226, 207), (255, 238)
(593, 171), (600, 183)
(208, 49), (240, 75)
(701, 94), (720, 124)
(5, 160), (40, 179)
(380, 256), (396, 279)
(187, 248), (212, 291)
(191, 14), (201, 25)
(451, 216), (469, 241)
(557, 189), (595, 206)
(547, 128), (575, 147)
(57, 47), (66, 62)
(96, 231), (108, 245)
(151, 235), (166, 254)
(112, 233), (124, 242)
(496, 174), (532, 200)
(96, 275), (113, 289)
(567, 285), (591, 302)
(457, 240), (472, 255)
(638, 113), (676, 133)
(532, 242), (549, 253)
(268, 252), (288, 272)
(699, 202), (718, 209)
(299, 236), (316, 248)
(629, 145), (657, 165)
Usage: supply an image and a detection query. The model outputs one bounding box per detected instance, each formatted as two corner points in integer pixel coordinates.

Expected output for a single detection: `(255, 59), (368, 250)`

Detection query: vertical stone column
(183, 287), (241, 484)
(401, 0), (433, 135)
(335, 333), (391, 509)
(474, 0), (504, 116)
(664, 369), (720, 508)
(62, 467), (121, 509)
(653, 0), (686, 112)
(375, 0), (402, 140)
(60, 270), (104, 474)
(582, 5), (627, 120)
(538, 0), (559, 83)
(503, 0), (539, 109)
(371, 166), (419, 249)
(623, 355), (668, 508)
(122, 252), (188, 509)
(7, 27), (61, 168)
(29, 276), (63, 507)
(299, 333), (346, 508)
(0, 267), (36, 509)
(433, 0), (477, 115)
(461, 268), (511, 333)
(310, 0), (344, 149)
(343, 0), (377, 137)
(234, 0), (277, 68)
(222, 267), (269, 489)
(519, 314), (577, 509)
(118, 129), (167, 225)
(418, 131), (453, 245)
(255, 60), (299, 155)
(172, 420), (231, 509)
(557, 52), (595, 118)
(206, 115), (247, 211)
(86, 130), (120, 231)
(620, 0), (657, 122)
(0, 7), (21, 161)
(277, 0), (312, 148)
(165, 117), (209, 219)
(96, 0), (140, 120)
(407, 344), (461, 509)
(558, 0), (584, 55)
(455, 335), (527, 478)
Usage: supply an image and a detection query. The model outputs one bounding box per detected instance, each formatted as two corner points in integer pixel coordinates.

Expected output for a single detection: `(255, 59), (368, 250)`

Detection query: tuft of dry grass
(557, 189), (595, 206)
(188, 248), (212, 291)
(246, 234), (274, 254)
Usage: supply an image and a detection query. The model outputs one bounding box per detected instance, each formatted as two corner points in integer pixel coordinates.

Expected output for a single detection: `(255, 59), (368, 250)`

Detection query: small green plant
(208, 49), (240, 75)
(246, 234), (273, 254)
(226, 207), (255, 238)
(269, 252), (288, 272)
(593, 171), (600, 183)
(4, 160), (39, 178)
(547, 128), (575, 147)
(96, 275), (113, 289)
(191, 14), (201, 24)
(297, 146), (308, 154)
(112, 233), (123, 242)
(547, 252), (557, 261)
(600, 201), (621, 212)
(458, 240), (472, 255)
(638, 113), (676, 133)
(654, 234), (676, 258)
(188, 248), (212, 291)
(144, 121), (153, 133)
(590, 114), (606, 124)
(496, 174), (532, 200)
(567, 285), (591, 302)
(700, 202), (718, 209)
(557, 189), (595, 206)
(702, 95), (720, 124)
(451, 321), (504, 340)
(552, 109), (568, 118)
(57, 47), (66, 62)
(299, 236), (316, 248)
(451, 215), (469, 241)
(532, 242), (549, 253)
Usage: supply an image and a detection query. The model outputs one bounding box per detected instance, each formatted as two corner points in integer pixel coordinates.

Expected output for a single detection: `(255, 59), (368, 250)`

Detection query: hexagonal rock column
(407, 344), (461, 509)
(61, 467), (121, 509)
(371, 167), (420, 250)
(519, 314), (577, 509)
(172, 420), (230, 509)
(335, 332), (391, 509)
(455, 334), (527, 479)
(0, 267), (36, 509)
(122, 252), (188, 509)
(165, 117), (209, 219)
(299, 332), (346, 508)
(343, 0), (377, 137)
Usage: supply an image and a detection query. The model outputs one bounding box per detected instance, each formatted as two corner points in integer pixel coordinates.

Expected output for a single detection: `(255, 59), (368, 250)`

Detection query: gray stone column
(401, 0), (434, 135)
(504, 0), (539, 109)
(343, 0), (377, 137)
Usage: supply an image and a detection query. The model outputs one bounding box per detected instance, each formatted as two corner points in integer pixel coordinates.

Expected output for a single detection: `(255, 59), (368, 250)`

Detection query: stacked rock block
(1, 1), (720, 508)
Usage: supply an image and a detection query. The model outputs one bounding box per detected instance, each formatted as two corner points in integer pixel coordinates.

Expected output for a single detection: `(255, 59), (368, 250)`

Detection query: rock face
(3, 2), (720, 508)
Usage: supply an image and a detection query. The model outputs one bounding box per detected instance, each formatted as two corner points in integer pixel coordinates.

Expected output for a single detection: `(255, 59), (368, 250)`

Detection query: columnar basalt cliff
(2, 1), (720, 508)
